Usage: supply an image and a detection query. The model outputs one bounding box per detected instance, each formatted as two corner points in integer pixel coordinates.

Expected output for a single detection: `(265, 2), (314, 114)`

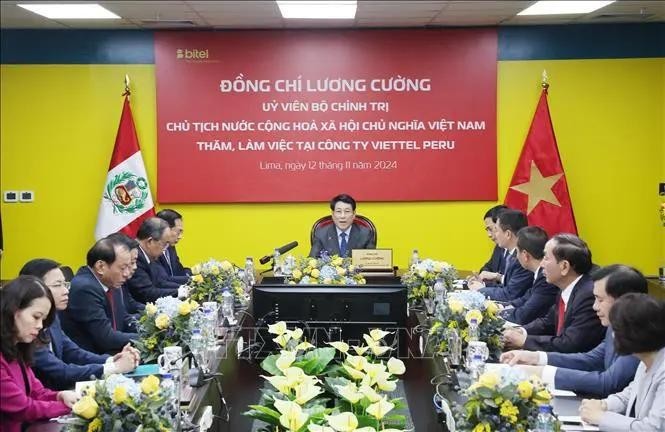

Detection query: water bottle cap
(470, 318), (478, 324)
(538, 404), (552, 413)
(192, 328), (201, 334)
(246, 257), (253, 260)
(472, 354), (482, 360)
(162, 373), (173, 379)
(203, 307), (212, 313)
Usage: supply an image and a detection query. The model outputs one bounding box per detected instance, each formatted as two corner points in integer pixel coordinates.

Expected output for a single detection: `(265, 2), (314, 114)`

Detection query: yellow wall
(1, 58), (663, 278)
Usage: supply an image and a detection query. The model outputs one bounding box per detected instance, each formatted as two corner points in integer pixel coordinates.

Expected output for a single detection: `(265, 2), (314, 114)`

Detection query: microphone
(259, 241), (299, 265)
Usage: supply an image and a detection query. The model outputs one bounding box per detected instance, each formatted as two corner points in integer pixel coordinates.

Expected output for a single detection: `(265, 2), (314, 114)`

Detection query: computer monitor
(252, 277), (407, 356)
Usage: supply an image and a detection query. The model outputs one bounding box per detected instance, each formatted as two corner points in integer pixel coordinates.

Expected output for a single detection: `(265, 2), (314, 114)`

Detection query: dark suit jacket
(309, 223), (376, 258)
(479, 252), (533, 302)
(157, 245), (190, 285)
(126, 250), (178, 303)
(480, 245), (507, 273)
(548, 327), (640, 398)
(61, 266), (137, 355)
(523, 273), (605, 353)
(33, 315), (109, 390)
(501, 268), (559, 325)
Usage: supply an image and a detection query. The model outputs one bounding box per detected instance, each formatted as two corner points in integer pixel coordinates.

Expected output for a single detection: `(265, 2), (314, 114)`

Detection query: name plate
(352, 249), (393, 270)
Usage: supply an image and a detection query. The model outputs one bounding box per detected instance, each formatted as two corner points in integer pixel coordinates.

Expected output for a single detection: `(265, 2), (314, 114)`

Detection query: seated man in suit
(61, 237), (138, 355)
(156, 209), (190, 285)
(106, 232), (145, 326)
(20, 258), (138, 390)
(501, 264), (647, 398)
(478, 204), (508, 274)
(309, 194), (376, 258)
(500, 226), (559, 325)
(126, 217), (188, 303)
(503, 233), (605, 353)
(579, 293), (665, 431)
(469, 209), (534, 302)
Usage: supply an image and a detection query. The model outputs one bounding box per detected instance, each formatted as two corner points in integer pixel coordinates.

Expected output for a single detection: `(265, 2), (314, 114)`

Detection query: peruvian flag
(94, 95), (155, 240)
(504, 87), (578, 236)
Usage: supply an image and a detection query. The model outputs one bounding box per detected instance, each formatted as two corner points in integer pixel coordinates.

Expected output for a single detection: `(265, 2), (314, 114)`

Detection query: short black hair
(19, 258), (61, 280)
(136, 217), (169, 241)
(592, 265), (648, 299)
(330, 194), (356, 211)
(496, 209), (528, 234)
(483, 205), (508, 222)
(156, 209), (183, 228)
(516, 226), (548, 260)
(611, 293), (665, 355)
(0, 276), (56, 364)
(86, 237), (130, 268)
(106, 232), (139, 250)
(550, 233), (592, 275)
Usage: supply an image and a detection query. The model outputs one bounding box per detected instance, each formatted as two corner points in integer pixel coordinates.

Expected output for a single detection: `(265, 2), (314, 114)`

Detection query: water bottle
(469, 353), (483, 380)
(273, 249), (282, 276)
(189, 328), (205, 371)
(161, 373), (178, 415)
(410, 249), (419, 269)
(201, 307), (217, 351)
(244, 257), (256, 287)
(221, 291), (236, 326)
(468, 318), (479, 342)
(433, 277), (446, 304)
(534, 404), (556, 432)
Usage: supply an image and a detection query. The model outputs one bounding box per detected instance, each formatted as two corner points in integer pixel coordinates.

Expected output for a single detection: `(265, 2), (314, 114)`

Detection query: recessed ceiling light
(17, 3), (120, 19)
(518, 1), (615, 16)
(277, 1), (357, 19)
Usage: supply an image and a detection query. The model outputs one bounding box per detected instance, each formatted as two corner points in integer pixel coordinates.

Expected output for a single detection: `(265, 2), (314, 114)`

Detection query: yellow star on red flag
(509, 161), (563, 214)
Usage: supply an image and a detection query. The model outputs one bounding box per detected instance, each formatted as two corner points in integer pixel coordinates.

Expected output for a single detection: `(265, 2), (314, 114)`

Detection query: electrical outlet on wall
(19, 191), (34, 202)
(3, 191), (18, 202)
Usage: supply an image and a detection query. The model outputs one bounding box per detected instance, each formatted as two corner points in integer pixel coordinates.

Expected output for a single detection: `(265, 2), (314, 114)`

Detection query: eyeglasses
(48, 281), (71, 290)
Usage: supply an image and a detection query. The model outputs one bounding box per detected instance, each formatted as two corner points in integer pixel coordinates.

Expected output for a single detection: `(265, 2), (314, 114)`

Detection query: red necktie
(556, 296), (565, 336)
(106, 290), (117, 330)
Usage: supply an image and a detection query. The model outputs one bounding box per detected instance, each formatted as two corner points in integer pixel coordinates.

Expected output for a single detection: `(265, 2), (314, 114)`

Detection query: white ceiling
(1, 1), (663, 30)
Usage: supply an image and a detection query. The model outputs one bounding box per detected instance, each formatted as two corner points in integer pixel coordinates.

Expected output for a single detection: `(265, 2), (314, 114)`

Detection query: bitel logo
(176, 48), (209, 60)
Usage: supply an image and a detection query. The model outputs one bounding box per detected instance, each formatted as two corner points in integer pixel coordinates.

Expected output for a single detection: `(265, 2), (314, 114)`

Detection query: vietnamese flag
(504, 87), (577, 236)
(94, 94), (155, 240)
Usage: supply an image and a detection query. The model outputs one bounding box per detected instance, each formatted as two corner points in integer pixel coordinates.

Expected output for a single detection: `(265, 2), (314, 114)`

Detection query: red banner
(155, 29), (497, 203)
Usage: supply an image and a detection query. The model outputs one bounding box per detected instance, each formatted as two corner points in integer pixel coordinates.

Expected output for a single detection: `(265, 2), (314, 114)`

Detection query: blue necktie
(340, 232), (348, 256)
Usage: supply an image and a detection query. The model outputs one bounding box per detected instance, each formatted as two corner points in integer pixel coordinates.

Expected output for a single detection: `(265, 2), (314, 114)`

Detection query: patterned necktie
(340, 232), (348, 256)
(106, 290), (117, 331)
(163, 250), (173, 275)
(556, 297), (565, 336)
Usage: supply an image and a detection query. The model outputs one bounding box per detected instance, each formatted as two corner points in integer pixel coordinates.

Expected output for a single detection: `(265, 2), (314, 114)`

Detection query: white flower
(366, 397), (395, 420)
(387, 358), (406, 375)
(345, 355), (367, 371)
(268, 321), (288, 335)
(294, 381), (322, 405)
(309, 425), (335, 432)
(328, 341), (349, 354)
(296, 341), (315, 351)
(325, 412), (358, 432)
(290, 328), (304, 341)
(351, 345), (369, 355)
(336, 382), (364, 404)
(274, 399), (308, 431)
(275, 350), (296, 372)
(369, 329), (391, 341)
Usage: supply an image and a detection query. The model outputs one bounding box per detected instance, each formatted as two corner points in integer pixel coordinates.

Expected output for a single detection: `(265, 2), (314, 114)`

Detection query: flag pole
(541, 69), (549, 90)
(124, 74), (131, 96)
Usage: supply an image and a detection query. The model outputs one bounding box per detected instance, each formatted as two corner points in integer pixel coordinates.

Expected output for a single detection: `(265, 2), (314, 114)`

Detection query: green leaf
(294, 347), (336, 375)
(243, 407), (281, 426)
(260, 354), (282, 376)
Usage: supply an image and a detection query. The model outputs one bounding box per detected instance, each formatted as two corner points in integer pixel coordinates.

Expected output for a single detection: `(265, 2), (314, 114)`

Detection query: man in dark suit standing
(156, 209), (190, 285)
(61, 237), (138, 355)
(501, 264), (647, 398)
(503, 233), (605, 353)
(501, 226), (559, 325)
(470, 209), (534, 302)
(126, 217), (185, 304)
(478, 204), (508, 274)
(309, 194), (376, 258)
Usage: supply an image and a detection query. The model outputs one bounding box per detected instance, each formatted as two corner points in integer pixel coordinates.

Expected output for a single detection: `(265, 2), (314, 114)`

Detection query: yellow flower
(478, 372), (500, 389)
(517, 381), (533, 399)
(331, 256), (343, 266)
(448, 299), (464, 314)
(533, 389), (552, 403)
(191, 264), (201, 275)
(500, 400), (519, 424)
(191, 274), (204, 284)
(189, 300), (199, 310)
(178, 302), (192, 316)
(336, 266), (347, 276)
(485, 300), (499, 316)
(155, 313), (170, 329)
(311, 269), (320, 278)
(112, 386), (128, 404)
(87, 418), (102, 432)
(308, 259), (318, 268)
(140, 375), (160, 395)
(81, 384), (95, 397)
(210, 266), (220, 275)
(472, 422), (491, 432)
(465, 309), (484, 325)
(323, 277), (333, 284)
(145, 303), (158, 316)
(220, 260), (233, 271)
(292, 269), (303, 280)
(72, 396), (99, 420)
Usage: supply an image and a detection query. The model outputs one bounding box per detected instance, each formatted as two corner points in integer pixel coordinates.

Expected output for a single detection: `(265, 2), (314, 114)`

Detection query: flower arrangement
(284, 255), (366, 285)
(454, 369), (559, 432)
(400, 258), (457, 302)
(133, 296), (198, 362)
(428, 291), (504, 359)
(65, 374), (173, 432)
(189, 258), (246, 303)
(244, 322), (407, 431)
